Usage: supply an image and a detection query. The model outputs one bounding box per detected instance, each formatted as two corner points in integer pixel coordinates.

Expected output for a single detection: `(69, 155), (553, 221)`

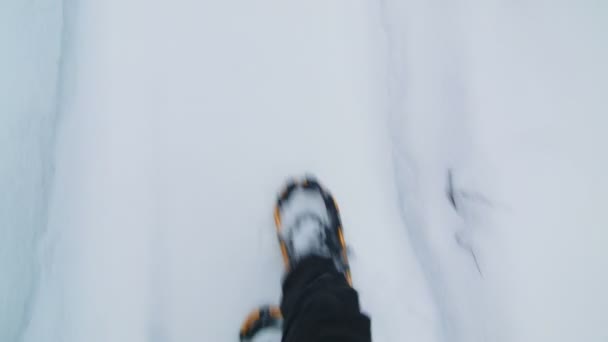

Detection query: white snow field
(1, 0), (606, 341)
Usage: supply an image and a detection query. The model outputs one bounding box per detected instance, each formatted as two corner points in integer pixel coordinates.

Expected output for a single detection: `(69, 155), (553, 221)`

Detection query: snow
(384, 0), (608, 340)
(277, 186), (332, 261)
(0, 0), (61, 341)
(1, 0), (606, 341)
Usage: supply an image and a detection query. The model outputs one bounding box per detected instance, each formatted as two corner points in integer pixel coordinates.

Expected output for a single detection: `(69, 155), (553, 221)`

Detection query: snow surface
(277, 186), (333, 262)
(0, 1), (61, 341)
(1, 0), (606, 341)
(383, 1), (608, 340)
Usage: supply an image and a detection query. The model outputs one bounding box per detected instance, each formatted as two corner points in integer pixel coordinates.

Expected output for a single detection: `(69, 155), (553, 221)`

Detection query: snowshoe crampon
(239, 176), (351, 341)
(239, 305), (282, 341)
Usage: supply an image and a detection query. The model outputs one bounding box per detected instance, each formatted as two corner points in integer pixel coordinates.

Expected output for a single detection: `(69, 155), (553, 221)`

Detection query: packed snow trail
(24, 1), (437, 341)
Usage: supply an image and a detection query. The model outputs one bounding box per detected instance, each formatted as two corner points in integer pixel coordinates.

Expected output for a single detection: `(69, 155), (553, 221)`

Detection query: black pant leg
(280, 256), (372, 342)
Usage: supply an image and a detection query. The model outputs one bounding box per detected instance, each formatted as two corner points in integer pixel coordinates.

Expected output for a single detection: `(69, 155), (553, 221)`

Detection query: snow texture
(0, 0), (61, 341)
(278, 186), (332, 262)
(0, 0), (606, 341)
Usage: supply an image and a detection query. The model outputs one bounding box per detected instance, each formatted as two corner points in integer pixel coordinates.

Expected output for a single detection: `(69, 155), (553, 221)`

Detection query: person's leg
(281, 256), (371, 342)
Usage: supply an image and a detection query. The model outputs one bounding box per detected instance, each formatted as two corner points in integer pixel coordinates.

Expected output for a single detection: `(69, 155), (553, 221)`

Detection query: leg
(281, 256), (371, 342)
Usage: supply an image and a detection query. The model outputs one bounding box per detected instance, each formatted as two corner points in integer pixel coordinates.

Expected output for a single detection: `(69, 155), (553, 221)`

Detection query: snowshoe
(239, 176), (351, 341)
